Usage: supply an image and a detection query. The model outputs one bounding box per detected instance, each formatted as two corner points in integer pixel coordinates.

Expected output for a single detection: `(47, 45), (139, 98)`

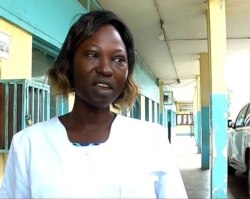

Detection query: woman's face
(72, 24), (128, 109)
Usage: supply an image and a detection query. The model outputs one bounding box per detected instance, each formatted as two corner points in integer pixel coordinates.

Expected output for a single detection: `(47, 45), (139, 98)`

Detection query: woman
(0, 10), (188, 198)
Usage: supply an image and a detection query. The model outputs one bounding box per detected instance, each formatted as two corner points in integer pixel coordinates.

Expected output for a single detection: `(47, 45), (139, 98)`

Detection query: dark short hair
(47, 10), (138, 109)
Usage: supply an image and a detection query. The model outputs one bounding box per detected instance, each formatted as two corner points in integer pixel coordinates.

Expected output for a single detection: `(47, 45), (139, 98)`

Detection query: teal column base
(201, 106), (210, 169)
(210, 94), (228, 199)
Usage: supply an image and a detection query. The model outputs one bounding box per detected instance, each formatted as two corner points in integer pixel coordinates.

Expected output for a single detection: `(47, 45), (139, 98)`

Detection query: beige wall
(0, 18), (32, 79)
(0, 154), (8, 185)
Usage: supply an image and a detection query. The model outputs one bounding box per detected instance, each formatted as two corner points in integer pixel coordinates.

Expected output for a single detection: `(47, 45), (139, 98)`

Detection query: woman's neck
(59, 102), (116, 143)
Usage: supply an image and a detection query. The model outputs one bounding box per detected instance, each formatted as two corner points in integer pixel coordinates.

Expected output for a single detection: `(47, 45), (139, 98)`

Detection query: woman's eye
(113, 56), (126, 63)
(86, 51), (97, 58)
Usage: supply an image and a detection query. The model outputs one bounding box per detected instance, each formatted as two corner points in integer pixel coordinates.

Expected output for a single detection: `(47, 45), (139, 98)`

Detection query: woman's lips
(92, 82), (113, 96)
(96, 83), (110, 88)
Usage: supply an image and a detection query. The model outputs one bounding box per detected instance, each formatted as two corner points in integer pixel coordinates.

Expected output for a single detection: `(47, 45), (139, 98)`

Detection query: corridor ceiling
(98, 0), (250, 102)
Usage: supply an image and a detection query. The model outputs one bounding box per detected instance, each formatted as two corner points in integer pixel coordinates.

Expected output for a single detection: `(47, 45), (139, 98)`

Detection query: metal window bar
(4, 83), (9, 151)
(13, 83), (17, 136)
(0, 79), (50, 152)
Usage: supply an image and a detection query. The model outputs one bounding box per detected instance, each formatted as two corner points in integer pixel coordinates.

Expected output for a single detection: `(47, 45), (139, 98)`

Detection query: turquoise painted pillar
(193, 113), (197, 139)
(200, 53), (210, 169)
(207, 0), (228, 198)
(195, 76), (202, 153)
(193, 79), (199, 149)
(197, 110), (202, 153)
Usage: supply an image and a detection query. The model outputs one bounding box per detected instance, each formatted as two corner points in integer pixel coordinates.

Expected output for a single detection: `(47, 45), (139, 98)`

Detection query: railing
(0, 79), (50, 152)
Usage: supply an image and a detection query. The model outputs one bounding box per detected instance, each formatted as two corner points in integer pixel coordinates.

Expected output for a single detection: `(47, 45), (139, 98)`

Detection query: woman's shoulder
(115, 114), (167, 140)
(19, 116), (59, 132)
(114, 114), (171, 158)
(11, 117), (61, 146)
(116, 114), (164, 130)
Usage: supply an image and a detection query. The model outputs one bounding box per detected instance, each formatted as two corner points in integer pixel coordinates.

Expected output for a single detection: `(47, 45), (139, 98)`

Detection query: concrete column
(192, 77), (198, 147)
(140, 95), (146, 121)
(207, 0), (228, 198)
(148, 99), (153, 122)
(154, 102), (158, 123)
(158, 79), (164, 125)
(195, 76), (202, 153)
(200, 53), (210, 169)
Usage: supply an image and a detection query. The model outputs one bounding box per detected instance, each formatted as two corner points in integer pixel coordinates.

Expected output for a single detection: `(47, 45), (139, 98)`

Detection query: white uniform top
(0, 114), (188, 198)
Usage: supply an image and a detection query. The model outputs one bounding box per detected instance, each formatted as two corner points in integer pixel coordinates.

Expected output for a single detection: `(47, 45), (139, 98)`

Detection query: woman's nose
(96, 56), (113, 76)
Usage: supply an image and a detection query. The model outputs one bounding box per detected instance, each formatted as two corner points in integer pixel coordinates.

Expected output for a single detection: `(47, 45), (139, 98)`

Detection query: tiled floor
(171, 125), (249, 199)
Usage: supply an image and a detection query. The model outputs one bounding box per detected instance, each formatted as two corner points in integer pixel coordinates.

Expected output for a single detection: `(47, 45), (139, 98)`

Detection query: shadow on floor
(228, 172), (248, 199)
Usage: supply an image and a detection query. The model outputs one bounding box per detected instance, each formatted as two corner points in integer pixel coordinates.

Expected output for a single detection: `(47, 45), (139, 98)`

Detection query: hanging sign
(163, 91), (174, 105)
(0, 31), (11, 59)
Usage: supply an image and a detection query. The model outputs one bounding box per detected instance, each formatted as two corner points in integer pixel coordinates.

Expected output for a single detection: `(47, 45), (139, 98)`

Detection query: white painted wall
(225, 53), (250, 121)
